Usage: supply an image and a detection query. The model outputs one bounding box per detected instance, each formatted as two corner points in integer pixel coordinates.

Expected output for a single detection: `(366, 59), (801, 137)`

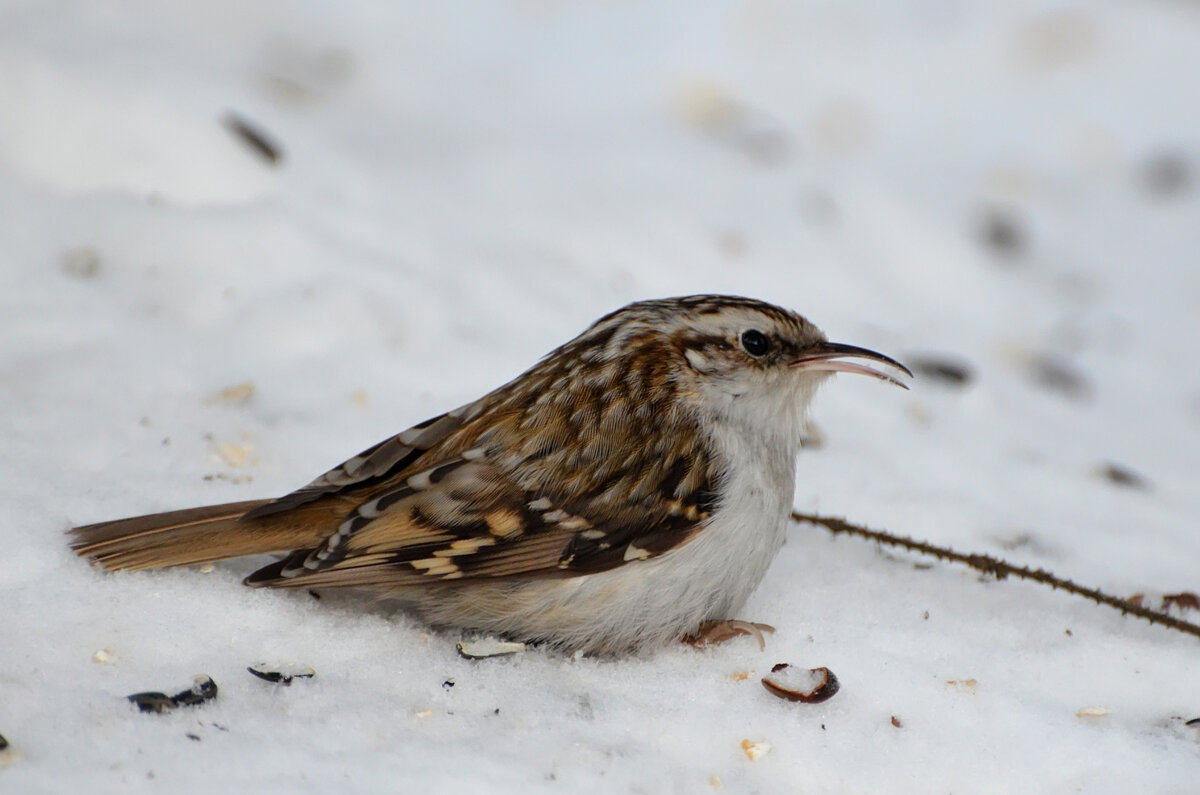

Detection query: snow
(3, 0), (1200, 791)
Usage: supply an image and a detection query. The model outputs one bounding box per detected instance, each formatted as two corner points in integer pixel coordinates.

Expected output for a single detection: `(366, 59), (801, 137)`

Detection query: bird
(70, 295), (910, 655)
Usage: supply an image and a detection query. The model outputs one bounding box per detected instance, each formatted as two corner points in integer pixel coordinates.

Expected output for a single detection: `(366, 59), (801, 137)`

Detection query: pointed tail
(70, 500), (330, 571)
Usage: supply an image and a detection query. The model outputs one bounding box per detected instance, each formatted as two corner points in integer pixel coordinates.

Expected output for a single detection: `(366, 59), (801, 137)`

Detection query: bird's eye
(740, 329), (770, 356)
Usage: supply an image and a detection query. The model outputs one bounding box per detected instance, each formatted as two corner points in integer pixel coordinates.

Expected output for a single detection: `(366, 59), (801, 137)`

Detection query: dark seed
(1141, 151), (1191, 197)
(1028, 354), (1092, 401)
(907, 354), (973, 387)
(127, 675), (218, 713)
(247, 668), (287, 684)
(1098, 462), (1150, 490)
(891, 715), (902, 728)
(247, 666), (315, 685)
(0, 733), (8, 750)
(127, 692), (176, 714)
(222, 112), (284, 165)
(169, 676), (218, 708)
(979, 208), (1026, 258)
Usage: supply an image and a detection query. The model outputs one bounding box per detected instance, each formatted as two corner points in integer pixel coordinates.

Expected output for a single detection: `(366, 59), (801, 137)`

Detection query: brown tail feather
(70, 499), (333, 571)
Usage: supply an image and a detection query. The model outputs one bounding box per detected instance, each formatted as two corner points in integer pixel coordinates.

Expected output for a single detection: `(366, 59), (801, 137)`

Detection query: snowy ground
(3, 1), (1199, 791)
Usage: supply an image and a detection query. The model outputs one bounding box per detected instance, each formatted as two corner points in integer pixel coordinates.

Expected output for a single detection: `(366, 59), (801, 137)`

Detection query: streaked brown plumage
(71, 295), (908, 653)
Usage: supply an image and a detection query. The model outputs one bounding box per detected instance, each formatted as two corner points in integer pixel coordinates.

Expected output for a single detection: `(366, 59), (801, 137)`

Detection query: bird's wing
(244, 441), (720, 589)
(241, 399), (488, 520)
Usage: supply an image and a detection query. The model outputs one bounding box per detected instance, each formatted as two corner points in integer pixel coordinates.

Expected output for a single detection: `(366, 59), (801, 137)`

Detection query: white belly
(407, 425), (797, 654)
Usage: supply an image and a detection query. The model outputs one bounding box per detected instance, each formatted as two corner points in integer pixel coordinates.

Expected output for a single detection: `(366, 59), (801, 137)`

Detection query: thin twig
(790, 511), (1200, 641)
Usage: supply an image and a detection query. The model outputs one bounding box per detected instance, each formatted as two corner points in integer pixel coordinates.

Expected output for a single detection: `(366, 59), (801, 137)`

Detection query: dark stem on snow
(790, 511), (1200, 642)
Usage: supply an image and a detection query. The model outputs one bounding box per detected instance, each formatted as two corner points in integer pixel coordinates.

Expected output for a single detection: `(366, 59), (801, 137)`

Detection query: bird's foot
(683, 620), (775, 651)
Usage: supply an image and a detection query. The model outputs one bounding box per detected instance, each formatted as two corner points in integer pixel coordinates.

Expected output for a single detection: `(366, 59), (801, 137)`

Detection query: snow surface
(3, 1), (1200, 792)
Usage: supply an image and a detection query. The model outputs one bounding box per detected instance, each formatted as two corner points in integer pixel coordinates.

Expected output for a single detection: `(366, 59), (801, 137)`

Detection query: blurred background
(3, 1), (1199, 791)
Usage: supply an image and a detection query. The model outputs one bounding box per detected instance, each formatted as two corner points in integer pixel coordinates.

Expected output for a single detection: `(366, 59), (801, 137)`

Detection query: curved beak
(790, 341), (912, 389)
